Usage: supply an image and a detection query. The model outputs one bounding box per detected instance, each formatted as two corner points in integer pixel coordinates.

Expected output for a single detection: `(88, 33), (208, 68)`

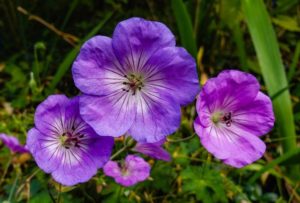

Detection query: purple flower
(26, 95), (114, 186)
(194, 70), (275, 168)
(103, 155), (150, 187)
(72, 17), (199, 143)
(133, 139), (171, 161)
(0, 133), (28, 153)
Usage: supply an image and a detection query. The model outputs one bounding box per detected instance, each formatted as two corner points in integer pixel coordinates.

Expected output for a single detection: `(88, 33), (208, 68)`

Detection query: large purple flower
(26, 95), (114, 186)
(103, 155), (150, 187)
(72, 17), (200, 143)
(194, 70), (275, 168)
(0, 133), (28, 153)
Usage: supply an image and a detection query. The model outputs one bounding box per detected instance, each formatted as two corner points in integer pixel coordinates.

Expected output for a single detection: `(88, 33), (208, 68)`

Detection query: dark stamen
(222, 112), (232, 127)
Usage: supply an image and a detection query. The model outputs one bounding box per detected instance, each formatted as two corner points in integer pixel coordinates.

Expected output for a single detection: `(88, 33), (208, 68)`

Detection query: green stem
(167, 133), (196, 143)
(110, 138), (135, 160)
(8, 172), (19, 202)
(0, 156), (12, 185)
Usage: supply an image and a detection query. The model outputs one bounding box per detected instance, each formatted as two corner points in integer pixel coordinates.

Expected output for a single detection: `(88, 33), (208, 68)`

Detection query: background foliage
(0, 0), (300, 202)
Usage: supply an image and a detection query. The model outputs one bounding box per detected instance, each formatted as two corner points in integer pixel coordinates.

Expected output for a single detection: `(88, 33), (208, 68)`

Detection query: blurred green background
(0, 0), (300, 202)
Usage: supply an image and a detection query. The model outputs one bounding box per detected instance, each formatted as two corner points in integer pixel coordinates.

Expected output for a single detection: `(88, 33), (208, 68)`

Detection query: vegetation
(0, 0), (300, 202)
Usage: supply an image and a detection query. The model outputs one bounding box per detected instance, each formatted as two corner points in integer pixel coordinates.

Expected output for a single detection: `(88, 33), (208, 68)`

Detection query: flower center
(122, 73), (144, 95)
(120, 162), (130, 176)
(59, 131), (84, 149)
(211, 112), (232, 127)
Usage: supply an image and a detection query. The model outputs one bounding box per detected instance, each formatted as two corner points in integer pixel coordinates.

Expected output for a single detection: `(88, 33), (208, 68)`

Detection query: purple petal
(51, 135), (113, 186)
(194, 119), (266, 168)
(145, 47), (200, 106)
(72, 36), (125, 96)
(34, 94), (69, 137)
(103, 161), (122, 178)
(79, 94), (136, 137)
(232, 91), (275, 136)
(0, 133), (28, 153)
(128, 93), (181, 143)
(200, 70), (260, 113)
(133, 141), (171, 161)
(27, 128), (63, 173)
(112, 17), (175, 67)
(103, 155), (150, 187)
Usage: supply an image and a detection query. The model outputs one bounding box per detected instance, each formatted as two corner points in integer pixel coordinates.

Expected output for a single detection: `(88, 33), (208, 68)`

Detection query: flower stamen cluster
(122, 73), (144, 95)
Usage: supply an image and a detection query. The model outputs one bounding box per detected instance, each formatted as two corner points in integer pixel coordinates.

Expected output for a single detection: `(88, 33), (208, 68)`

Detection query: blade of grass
(249, 148), (300, 183)
(242, 0), (298, 176)
(232, 24), (248, 71)
(171, 0), (197, 58)
(47, 11), (114, 93)
(288, 41), (300, 81)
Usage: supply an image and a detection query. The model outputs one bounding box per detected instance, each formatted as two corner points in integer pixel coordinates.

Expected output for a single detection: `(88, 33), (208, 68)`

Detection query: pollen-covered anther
(122, 73), (144, 95)
(60, 131), (85, 149)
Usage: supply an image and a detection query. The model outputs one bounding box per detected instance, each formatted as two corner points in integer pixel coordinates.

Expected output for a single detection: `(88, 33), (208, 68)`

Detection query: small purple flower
(0, 133), (28, 153)
(194, 70), (275, 168)
(103, 155), (150, 187)
(72, 17), (200, 143)
(26, 95), (114, 186)
(133, 139), (171, 161)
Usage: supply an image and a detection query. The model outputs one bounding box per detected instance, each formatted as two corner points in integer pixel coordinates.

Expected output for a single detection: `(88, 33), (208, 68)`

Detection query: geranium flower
(0, 133), (28, 153)
(72, 17), (199, 143)
(26, 95), (114, 186)
(194, 70), (275, 168)
(103, 155), (150, 187)
(132, 139), (171, 161)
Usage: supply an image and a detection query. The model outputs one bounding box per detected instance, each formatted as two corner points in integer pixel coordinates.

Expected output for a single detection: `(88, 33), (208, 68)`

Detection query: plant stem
(167, 133), (196, 143)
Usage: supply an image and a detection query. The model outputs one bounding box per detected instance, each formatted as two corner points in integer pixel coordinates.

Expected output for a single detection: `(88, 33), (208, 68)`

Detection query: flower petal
(72, 36), (125, 96)
(27, 128), (63, 173)
(0, 133), (28, 153)
(128, 92), (181, 143)
(232, 91), (275, 136)
(51, 136), (113, 186)
(126, 155), (150, 183)
(34, 95), (69, 136)
(201, 70), (260, 113)
(144, 47), (200, 106)
(112, 17), (175, 68)
(103, 161), (122, 178)
(79, 94), (136, 137)
(194, 119), (266, 168)
(133, 141), (171, 161)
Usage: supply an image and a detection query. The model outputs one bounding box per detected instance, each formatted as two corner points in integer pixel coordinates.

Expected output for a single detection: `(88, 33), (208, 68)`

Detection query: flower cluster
(24, 17), (274, 187)
(26, 17), (199, 186)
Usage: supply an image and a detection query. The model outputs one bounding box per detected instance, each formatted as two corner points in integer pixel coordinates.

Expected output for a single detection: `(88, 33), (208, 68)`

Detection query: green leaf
(249, 148), (300, 183)
(272, 15), (300, 32)
(171, 0), (197, 58)
(242, 0), (299, 176)
(181, 166), (228, 203)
